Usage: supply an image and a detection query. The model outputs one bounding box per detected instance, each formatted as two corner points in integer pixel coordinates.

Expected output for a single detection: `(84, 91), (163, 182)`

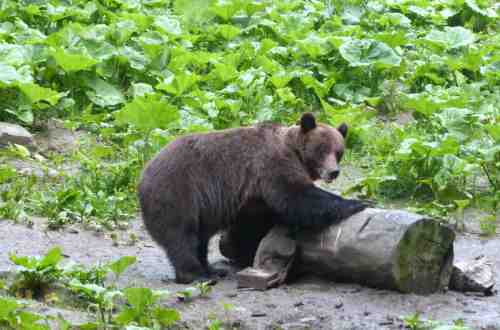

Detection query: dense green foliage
(0, 1), (498, 225)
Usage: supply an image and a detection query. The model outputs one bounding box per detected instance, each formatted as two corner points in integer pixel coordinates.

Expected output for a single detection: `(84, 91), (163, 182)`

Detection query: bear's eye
(317, 144), (329, 155)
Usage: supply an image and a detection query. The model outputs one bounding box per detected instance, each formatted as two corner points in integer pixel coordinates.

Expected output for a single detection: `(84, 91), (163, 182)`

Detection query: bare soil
(1, 214), (499, 330)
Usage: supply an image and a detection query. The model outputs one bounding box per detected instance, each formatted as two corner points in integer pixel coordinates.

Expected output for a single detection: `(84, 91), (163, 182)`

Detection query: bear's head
(294, 112), (348, 183)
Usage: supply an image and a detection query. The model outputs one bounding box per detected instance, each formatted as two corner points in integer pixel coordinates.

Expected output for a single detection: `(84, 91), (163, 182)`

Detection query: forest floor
(1, 210), (499, 330)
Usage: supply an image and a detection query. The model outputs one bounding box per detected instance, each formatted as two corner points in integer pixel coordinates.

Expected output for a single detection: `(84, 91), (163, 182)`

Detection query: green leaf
(339, 39), (401, 67)
(0, 44), (32, 66)
(114, 307), (138, 325)
(270, 72), (293, 88)
(18, 83), (63, 106)
(486, 124), (500, 142)
(84, 77), (125, 107)
(130, 83), (154, 97)
(430, 136), (460, 156)
(9, 254), (36, 269)
(255, 55), (280, 74)
(155, 16), (182, 35)
(114, 94), (180, 131)
(297, 33), (330, 58)
(0, 165), (17, 183)
(0, 297), (19, 319)
(217, 24), (240, 40)
(212, 63), (238, 82)
(124, 287), (155, 311)
(156, 72), (199, 96)
(52, 48), (98, 72)
(465, 0), (498, 18)
(0, 63), (32, 85)
(424, 27), (475, 50)
(341, 6), (365, 25)
(153, 308), (180, 326)
(107, 256), (136, 278)
(2, 107), (34, 124)
(40, 247), (63, 268)
(210, 1), (239, 21)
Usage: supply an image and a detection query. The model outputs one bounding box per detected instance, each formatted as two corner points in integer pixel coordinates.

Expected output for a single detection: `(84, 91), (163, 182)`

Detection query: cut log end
(393, 219), (455, 294)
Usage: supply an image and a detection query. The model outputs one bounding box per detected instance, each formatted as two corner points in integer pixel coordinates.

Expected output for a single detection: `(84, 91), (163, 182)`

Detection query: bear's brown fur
(138, 113), (369, 283)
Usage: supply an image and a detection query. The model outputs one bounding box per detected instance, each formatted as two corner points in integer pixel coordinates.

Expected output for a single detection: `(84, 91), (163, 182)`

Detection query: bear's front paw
(357, 198), (377, 209)
(338, 199), (371, 219)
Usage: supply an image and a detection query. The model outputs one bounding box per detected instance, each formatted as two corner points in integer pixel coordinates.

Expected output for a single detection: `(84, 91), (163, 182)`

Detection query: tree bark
(220, 208), (456, 294)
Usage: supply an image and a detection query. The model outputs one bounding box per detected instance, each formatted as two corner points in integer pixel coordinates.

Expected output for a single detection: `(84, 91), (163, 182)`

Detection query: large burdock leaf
(339, 39), (401, 67)
(18, 83), (63, 105)
(84, 77), (125, 107)
(0, 63), (33, 85)
(465, 0), (498, 18)
(52, 48), (98, 72)
(424, 27), (475, 50)
(155, 16), (182, 36)
(156, 72), (199, 96)
(114, 94), (180, 131)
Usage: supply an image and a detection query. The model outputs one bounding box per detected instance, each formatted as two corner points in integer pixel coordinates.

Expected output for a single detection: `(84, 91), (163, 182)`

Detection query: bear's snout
(328, 170), (340, 180)
(320, 167), (340, 183)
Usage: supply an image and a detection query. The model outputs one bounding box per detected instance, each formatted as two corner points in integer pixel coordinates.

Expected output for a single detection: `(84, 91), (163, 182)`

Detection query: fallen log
(220, 208), (456, 294)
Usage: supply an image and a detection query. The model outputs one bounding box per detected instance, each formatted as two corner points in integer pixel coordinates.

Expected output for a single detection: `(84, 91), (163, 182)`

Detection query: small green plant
(9, 247), (64, 299)
(176, 286), (197, 302)
(197, 280), (214, 298)
(68, 279), (122, 325)
(479, 215), (497, 236)
(114, 287), (180, 328)
(403, 313), (472, 330)
(0, 297), (53, 330)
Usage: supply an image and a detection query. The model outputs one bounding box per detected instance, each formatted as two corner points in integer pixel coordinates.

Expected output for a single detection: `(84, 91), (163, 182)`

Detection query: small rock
(379, 320), (394, 326)
(450, 256), (496, 294)
(280, 322), (309, 330)
(46, 118), (78, 153)
(251, 311), (266, 317)
(293, 301), (304, 307)
(7, 159), (59, 178)
(0, 122), (36, 150)
(67, 227), (79, 234)
(364, 311), (371, 316)
(299, 317), (316, 323)
(225, 293), (237, 298)
(335, 302), (343, 309)
(463, 309), (476, 314)
(265, 303), (277, 309)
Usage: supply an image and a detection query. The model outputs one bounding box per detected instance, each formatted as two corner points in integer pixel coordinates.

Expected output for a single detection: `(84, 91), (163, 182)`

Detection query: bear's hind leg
(164, 229), (207, 284)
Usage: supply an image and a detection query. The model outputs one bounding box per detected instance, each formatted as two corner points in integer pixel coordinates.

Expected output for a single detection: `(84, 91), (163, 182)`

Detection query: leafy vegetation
(1, 247), (227, 329)
(403, 312), (471, 330)
(0, 0), (497, 227)
(0, 0), (497, 231)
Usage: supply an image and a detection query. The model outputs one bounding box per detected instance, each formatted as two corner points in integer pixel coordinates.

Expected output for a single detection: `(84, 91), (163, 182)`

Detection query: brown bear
(138, 113), (369, 284)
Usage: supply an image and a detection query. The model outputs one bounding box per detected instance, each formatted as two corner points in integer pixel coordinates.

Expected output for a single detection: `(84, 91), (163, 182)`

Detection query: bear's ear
(337, 123), (348, 138)
(300, 112), (317, 133)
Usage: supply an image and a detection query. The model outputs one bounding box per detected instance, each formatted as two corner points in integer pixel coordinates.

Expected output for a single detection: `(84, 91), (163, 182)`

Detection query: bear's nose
(329, 170), (340, 180)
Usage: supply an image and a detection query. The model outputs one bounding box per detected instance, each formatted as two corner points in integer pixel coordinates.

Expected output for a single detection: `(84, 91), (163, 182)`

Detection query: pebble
(251, 311), (267, 317)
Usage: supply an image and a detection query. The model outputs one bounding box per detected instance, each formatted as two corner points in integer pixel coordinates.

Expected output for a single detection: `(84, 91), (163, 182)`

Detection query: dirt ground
(1, 214), (499, 330)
